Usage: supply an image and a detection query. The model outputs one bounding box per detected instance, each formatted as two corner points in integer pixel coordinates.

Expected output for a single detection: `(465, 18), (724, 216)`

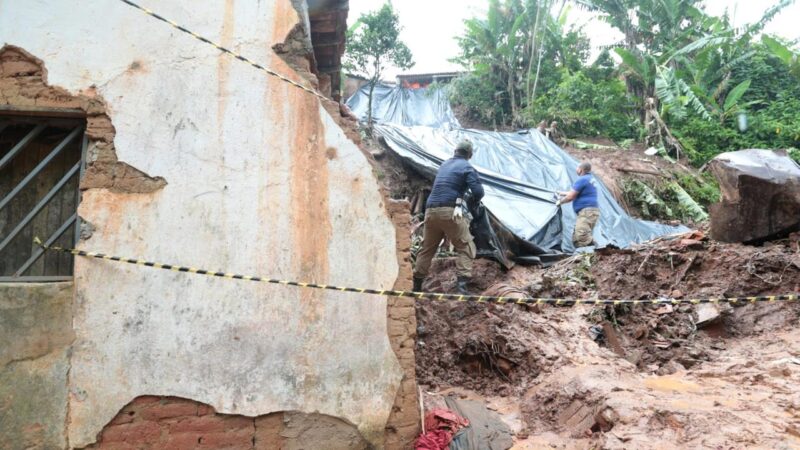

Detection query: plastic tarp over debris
(347, 83), (684, 255)
(347, 83), (460, 129)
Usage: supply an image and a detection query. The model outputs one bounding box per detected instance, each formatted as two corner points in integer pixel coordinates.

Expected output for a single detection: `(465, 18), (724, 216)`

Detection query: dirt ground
(415, 235), (800, 448)
(364, 130), (800, 448)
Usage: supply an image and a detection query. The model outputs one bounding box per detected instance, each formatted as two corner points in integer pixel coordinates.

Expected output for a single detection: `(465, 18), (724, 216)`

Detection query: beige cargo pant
(414, 207), (476, 278)
(573, 207), (600, 248)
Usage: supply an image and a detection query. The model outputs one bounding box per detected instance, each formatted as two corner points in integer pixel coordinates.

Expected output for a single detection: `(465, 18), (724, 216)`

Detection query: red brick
(1, 60), (41, 77)
(107, 411), (136, 426)
(197, 429), (254, 449)
(100, 421), (161, 444)
(139, 402), (198, 421)
(168, 416), (252, 434)
(131, 395), (162, 406)
(96, 442), (138, 450)
(162, 432), (202, 450)
(197, 404), (216, 416)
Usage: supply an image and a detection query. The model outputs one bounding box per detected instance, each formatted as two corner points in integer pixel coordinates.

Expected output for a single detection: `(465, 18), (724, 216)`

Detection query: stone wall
(0, 0), (416, 447)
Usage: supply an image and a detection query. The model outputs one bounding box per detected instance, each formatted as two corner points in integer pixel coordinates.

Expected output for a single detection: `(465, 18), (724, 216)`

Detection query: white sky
(347, 0), (800, 79)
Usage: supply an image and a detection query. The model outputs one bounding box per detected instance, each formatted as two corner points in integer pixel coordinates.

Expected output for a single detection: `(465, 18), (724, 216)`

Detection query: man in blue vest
(413, 140), (484, 294)
(556, 161), (600, 248)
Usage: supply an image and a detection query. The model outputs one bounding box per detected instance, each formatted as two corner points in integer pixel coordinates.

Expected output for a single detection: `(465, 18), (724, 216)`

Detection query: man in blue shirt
(556, 162), (600, 248)
(413, 140), (484, 294)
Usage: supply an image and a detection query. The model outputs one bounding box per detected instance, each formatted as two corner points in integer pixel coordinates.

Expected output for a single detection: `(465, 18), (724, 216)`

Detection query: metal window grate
(0, 116), (86, 281)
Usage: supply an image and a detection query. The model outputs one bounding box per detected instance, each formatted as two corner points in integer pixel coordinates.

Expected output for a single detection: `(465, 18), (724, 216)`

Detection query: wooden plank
(44, 131), (66, 276)
(9, 127), (36, 274)
(29, 132), (52, 276)
(0, 127), (16, 275)
(0, 105), (85, 119)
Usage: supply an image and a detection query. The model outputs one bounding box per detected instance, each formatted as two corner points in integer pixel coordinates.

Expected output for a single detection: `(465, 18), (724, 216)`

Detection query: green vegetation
(622, 173), (720, 223)
(448, 0), (800, 165)
(344, 2), (414, 129)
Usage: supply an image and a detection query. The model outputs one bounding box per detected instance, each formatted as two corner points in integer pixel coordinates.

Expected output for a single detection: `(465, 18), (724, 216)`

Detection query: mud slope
(415, 236), (800, 448)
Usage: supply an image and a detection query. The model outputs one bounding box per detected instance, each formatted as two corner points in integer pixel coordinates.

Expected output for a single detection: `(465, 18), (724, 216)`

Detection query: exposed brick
(0, 45), (166, 195)
(162, 432), (203, 450)
(34, 93), (82, 108)
(197, 429), (254, 448)
(95, 442), (139, 450)
(253, 413), (285, 449)
(139, 402), (198, 421)
(85, 115), (115, 143)
(100, 421), (161, 444)
(168, 415), (252, 434)
(197, 404), (216, 416)
(107, 411), (136, 426)
(119, 395), (160, 413)
(1, 59), (41, 77)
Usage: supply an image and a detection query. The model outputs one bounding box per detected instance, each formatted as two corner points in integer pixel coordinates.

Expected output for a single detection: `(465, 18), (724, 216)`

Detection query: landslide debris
(415, 232), (800, 448)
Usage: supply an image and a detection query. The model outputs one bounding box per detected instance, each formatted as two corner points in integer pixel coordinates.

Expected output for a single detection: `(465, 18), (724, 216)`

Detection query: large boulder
(708, 149), (800, 243)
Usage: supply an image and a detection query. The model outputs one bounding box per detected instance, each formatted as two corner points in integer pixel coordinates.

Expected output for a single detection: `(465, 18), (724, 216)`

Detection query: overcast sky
(347, 0), (800, 79)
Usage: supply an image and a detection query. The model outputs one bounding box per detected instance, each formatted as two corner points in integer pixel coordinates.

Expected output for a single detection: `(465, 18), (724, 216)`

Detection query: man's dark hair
(578, 161), (592, 173)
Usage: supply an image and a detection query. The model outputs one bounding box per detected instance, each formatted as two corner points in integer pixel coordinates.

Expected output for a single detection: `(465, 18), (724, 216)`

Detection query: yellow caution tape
(100, 2), (799, 307)
(35, 238), (798, 306)
(117, 0), (328, 102)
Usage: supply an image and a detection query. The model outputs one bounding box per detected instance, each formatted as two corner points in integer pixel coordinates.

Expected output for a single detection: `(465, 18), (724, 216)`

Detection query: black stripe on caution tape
(117, 0), (328, 102)
(35, 238), (798, 307)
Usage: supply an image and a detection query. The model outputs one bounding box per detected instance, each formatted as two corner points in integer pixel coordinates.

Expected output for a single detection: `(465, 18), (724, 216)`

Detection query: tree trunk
(531, 1), (563, 104)
(508, 64), (517, 124)
(367, 78), (377, 134)
(526, 0), (543, 101)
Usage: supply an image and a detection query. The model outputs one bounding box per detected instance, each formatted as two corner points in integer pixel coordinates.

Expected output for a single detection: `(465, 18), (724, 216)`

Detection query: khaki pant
(414, 207), (476, 278)
(573, 207), (600, 248)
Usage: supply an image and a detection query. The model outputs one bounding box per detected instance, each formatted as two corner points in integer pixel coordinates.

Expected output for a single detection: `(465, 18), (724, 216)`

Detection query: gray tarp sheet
(347, 83), (684, 253)
(347, 83), (460, 129)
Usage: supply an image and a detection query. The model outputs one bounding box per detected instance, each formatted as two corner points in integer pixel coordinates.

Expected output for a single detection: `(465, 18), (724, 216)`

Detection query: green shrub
(788, 148), (800, 163)
(524, 72), (639, 140)
(673, 93), (800, 166)
(622, 172), (719, 223)
(675, 173), (720, 208)
(449, 73), (510, 126)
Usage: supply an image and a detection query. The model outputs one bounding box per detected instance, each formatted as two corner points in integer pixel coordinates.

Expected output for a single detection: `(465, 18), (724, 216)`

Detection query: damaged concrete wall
(1, 0), (405, 447)
(0, 283), (73, 450)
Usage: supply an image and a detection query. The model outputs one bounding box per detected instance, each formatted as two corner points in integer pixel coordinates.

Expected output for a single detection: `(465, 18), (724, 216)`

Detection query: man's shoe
(413, 276), (425, 292)
(456, 276), (471, 295)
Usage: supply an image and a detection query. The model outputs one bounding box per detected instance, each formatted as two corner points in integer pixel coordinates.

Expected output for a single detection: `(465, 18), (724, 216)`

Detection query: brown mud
(363, 113), (800, 448)
(415, 235), (800, 448)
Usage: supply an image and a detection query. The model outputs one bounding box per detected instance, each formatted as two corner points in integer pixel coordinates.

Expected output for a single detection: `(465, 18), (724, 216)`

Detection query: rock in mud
(708, 149), (800, 243)
(694, 303), (721, 328)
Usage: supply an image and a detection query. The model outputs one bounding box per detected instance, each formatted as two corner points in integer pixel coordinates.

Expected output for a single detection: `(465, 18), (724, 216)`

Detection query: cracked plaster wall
(0, 0), (402, 447)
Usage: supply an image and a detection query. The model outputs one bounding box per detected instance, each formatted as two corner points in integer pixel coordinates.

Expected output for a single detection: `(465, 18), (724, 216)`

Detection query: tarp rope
(35, 238), (798, 307)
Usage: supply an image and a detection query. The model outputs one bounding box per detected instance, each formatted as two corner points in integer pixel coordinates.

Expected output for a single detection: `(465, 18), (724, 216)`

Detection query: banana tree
(661, 1), (794, 122)
(762, 35), (800, 77)
(578, 0), (707, 120)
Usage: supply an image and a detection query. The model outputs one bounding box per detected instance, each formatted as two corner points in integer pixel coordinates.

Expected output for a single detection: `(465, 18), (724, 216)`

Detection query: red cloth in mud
(414, 408), (470, 450)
